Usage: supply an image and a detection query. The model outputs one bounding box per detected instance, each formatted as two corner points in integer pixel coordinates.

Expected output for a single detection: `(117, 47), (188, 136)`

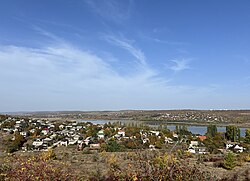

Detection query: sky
(1, 0), (250, 112)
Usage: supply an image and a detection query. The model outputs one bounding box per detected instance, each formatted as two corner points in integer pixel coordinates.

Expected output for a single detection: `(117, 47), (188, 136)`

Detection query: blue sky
(1, 0), (250, 112)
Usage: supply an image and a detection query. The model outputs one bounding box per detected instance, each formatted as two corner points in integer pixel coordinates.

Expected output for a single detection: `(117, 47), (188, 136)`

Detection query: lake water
(166, 125), (246, 137)
(77, 119), (134, 125)
(78, 120), (247, 137)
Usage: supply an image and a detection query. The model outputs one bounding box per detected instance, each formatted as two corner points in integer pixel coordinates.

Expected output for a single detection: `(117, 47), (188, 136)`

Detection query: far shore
(39, 117), (250, 128)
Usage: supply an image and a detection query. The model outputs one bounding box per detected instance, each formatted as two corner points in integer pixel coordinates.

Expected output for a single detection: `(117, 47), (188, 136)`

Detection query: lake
(78, 120), (247, 137)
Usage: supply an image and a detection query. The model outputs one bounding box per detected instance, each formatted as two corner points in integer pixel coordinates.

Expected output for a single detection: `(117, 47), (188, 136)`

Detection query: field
(0, 146), (249, 180)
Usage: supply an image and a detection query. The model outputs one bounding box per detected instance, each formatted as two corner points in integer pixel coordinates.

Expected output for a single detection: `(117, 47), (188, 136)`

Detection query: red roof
(198, 136), (207, 141)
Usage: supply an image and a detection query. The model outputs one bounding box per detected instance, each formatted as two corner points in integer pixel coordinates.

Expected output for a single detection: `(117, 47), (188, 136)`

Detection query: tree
(105, 140), (123, 152)
(6, 132), (26, 153)
(223, 152), (236, 170)
(245, 129), (250, 144)
(206, 124), (217, 137)
(226, 125), (240, 142)
(175, 125), (191, 136)
(203, 132), (225, 154)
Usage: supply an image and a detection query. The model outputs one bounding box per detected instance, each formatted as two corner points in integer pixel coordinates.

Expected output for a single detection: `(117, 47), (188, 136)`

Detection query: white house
(188, 141), (199, 154)
(84, 137), (91, 145)
(188, 147), (196, 154)
(150, 131), (160, 136)
(59, 140), (68, 146)
(190, 141), (199, 147)
(173, 133), (178, 138)
(59, 124), (65, 130)
(225, 142), (236, 149)
(234, 145), (244, 153)
(149, 144), (156, 150)
(76, 126), (83, 130)
(41, 129), (49, 135)
(69, 139), (77, 145)
(90, 143), (100, 149)
(32, 139), (43, 147)
(117, 130), (126, 137)
(165, 137), (173, 144)
(20, 131), (28, 137)
(97, 130), (105, 139)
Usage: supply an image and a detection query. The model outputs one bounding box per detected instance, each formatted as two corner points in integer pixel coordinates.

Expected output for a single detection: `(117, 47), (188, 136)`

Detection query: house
(142, 138), (149, 144)
(29, 129), (36, 134)
(84, 137), (91, 145)
(50, 134), (57, 139)
(188, 141), (207, 154)
(59, 140), (68, 146)
(76, 126), (83, 130)
(225, 142), (244, 153)
(32, 139), (43, 147)
(234, 145), (244, 153)
(190, 141), (199, 147)
(149, 144), (156, 150)
(198, 136), (207, 142)
(20, 131), (28, 137)
(73, 135), (80, 140)
(197, 147), (207, 154)
(43, 137), (52, 143)
(41, 128), (49, 135)
(90, 143), (100, 150)
(117, 130), (126, 137)
(150, 131), (160, 136)
(66, 125), (72, 130)
(173, 133), (178, 138)
(188, 141), (199, 154)
(68, 139), (77, 145)
(97, 130), (105, 139)
(59, 124), (65, 130)
(165, 137), (173, 144)
(225, 141), (236, 149)
(188, 147), (196, 154)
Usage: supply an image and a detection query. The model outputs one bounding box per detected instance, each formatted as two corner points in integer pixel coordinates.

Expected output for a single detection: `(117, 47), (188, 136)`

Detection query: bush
(3, 155), (77, 180)
(98, 151), (215, 181)
(41, 148), (56, 161)
(223, 152), (236, 170)
(6, 132), (26, 153)
(105, 140), (123, 152)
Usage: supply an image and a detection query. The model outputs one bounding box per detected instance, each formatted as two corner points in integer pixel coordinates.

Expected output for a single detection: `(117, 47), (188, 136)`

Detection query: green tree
(245, 129), (250, 144)
(203, 132), (225, 154)
(223, 152), (236, 170)
(206, 124), (217, 137)
(226, 125), (240, 142)
(105, 140), (123, 152)
(6, 132), (26, 153)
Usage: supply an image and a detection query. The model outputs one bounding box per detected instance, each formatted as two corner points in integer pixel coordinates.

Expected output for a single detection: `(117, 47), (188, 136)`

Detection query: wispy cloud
(0, 39), (217, 111)
(0, 29), (223, 111)
(33, 26), (64, 42)
(138, 32), (188, 46)
(85, 0), (134, 23)
(0, 37), (166, 111)
(103, 34), (147, 66)
(147, 37), (188, 46)
(168, 58), (191, 72)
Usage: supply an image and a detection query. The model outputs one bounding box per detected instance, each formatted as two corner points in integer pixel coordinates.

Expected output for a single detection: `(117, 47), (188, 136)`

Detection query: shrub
(100, 151), (215, 181)
(105, 140), (123, 152)
(223, 152), (236, 170)
(41, 148), (56, 161)
(3, 155), (77, 180)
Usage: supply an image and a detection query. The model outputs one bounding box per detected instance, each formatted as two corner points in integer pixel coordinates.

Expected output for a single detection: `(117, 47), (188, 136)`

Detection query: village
(0, 115), (249, 155)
